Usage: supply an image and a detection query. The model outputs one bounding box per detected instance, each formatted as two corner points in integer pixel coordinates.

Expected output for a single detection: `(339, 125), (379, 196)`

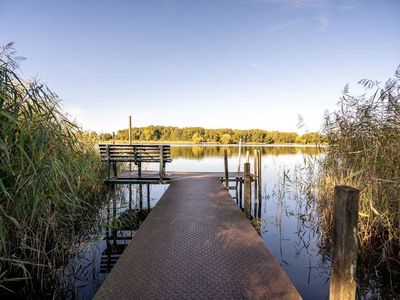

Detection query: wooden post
(237, 138), (242, 173)
(244, 162), (251, 219)
(329, 185), (359, 300)
(128, 116), (132, 145)
(159, 145), (165, 179)
(253, 150), (258, 217)
(245, 150), (250, 163)
(224, 149), (229, 189)
(129, 116), (132, 171)
(112, 131), (115, 144)
(147, 184), (150, 210)
(257, 150), (262, 218)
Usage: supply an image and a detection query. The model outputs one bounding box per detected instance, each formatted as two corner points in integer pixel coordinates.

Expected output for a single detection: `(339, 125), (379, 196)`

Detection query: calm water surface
(58, 145), (393, 300)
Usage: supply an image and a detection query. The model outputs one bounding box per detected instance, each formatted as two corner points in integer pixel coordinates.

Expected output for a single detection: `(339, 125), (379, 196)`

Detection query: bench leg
(106, 161), (111, 180)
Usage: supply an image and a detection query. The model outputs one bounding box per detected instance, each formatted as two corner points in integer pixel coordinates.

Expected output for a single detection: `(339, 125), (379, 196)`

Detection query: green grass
(0, 44), (103, 293)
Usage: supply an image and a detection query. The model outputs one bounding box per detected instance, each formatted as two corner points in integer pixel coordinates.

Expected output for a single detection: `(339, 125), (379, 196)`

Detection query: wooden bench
(98, 144), (172, 180)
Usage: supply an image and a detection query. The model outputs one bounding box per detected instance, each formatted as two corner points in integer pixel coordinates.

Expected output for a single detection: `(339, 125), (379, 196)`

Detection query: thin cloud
(266, 19), (306, 33)
(167, 63), (177, 70)
(248, 62), (262, 69)
(338, 3), (361, 10)
(315, 16), (329, 32)
(241, 0), (326, 9)
(369, 40), (400, 56)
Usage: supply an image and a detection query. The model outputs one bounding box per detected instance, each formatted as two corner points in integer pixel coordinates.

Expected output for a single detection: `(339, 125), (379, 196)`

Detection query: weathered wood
(129, 116), (132, 171)
(159, 145), (165, 178)
(330, 185), (359, 300)
(253, 150), (258, 217)
(112, 132), (115, 145)
(244, 162), (251, 219)
(257, 149), (262, 218)
(224, 149), (229, 189)
(128, 116), (132, 145)
(245, 150), (250, 163)
(237, 138), (242, 173)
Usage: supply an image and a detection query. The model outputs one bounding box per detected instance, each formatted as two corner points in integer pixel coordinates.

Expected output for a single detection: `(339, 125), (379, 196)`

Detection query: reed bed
(317, 66), (400, 268)
(0, 44), (103, 294)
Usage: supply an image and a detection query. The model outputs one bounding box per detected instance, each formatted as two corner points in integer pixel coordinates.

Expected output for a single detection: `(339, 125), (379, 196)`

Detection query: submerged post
(224, 149), (229, 189)
(330, 185), (359, 300)
(244, 162), (251, 219)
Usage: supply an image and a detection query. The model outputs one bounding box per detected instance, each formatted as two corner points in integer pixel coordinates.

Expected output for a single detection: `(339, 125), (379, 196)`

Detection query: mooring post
(129, 116), (132, 171)
(244, 162), (251, 219)
(237, 138), (242, 173)
(253, 150), (258, 217)
(257, 149), (262, 218)
(329, 185), (359, 300)
(147, 184), (150, 210)
(224, 149), (229, 189)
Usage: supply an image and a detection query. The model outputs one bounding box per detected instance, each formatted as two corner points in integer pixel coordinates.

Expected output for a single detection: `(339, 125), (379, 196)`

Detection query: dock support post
(237, 138), (242, 173)
(129, 183), (132, 210)
(129, 116), (132, 171)
(244, 162), (251, 219)
(160, 145), (165, 179)
(329, 185), (359, 300)
(224, 149), (229, 189)
(257, 150), (262, 219)
(147, 184), (150, 210)
(253, 150), (258, 217)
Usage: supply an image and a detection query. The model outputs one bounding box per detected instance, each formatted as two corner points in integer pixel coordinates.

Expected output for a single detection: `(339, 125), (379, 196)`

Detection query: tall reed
(0, 44), (103, 293)
(318, 66), (400, 266)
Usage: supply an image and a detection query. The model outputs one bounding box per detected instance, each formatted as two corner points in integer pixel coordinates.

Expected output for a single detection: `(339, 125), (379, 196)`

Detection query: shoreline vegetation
(0, 44), (103, 295)
(80, 127), (325, 145)
(316, 66), (400, 289)
(95, 139), (326, 147)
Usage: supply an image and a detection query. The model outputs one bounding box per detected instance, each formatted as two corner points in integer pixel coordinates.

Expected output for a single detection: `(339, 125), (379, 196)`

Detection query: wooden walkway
(94, 172), (301, 300)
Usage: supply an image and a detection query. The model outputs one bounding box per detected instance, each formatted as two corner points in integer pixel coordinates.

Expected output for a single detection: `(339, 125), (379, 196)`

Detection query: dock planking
(94, 172), (301, 299)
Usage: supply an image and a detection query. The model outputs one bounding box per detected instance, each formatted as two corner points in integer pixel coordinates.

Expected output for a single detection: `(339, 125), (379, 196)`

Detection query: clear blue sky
(1, 0), (399, 133)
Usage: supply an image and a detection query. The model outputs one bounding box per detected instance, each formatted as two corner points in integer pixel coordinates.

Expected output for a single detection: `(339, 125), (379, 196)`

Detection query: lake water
(58, 145), (396, 300)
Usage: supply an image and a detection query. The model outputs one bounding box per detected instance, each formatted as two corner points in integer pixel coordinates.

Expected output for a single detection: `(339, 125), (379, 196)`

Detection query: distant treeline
(80, 126), (325, 144)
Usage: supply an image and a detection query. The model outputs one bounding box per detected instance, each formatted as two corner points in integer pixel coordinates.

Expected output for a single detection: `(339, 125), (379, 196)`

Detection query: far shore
(96, 140), (327, 147)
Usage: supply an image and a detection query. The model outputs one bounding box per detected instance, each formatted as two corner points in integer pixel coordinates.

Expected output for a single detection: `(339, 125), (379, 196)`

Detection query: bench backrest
(98, 144), (172, 162)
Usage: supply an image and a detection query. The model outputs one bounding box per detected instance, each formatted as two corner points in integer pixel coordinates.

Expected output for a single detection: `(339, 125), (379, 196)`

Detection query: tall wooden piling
(329, 185), (359, 300)
(112, 132), (115, 144)
(237, 138), (242, 172)
(253, 150), (258, 217)
(224, 149), (229, 189)
(257, 150), (262, 218)
(244, 162), (251, 219)
(128, 116), (132, 145)
(129, 116), (132, 171)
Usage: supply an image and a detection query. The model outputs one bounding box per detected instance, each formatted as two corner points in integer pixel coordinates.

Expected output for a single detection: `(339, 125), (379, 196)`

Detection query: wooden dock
(94, 172), (301, 299)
